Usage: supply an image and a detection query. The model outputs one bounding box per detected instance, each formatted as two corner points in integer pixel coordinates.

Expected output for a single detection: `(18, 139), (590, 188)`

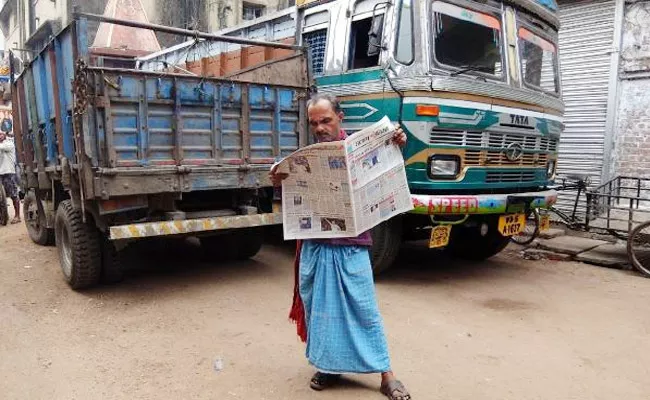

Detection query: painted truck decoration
(11, 13), (310, 289)
(140, 0), (564, 273)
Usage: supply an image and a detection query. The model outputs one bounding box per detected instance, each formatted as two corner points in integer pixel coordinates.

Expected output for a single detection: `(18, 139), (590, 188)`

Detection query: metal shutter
(556, 0), (616, 212)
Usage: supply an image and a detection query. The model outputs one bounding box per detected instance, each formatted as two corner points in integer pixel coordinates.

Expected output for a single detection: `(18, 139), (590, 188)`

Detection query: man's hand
(392, 124), (407, 148)
(0, 132), (5, 143)
(269, 165), (288, 187)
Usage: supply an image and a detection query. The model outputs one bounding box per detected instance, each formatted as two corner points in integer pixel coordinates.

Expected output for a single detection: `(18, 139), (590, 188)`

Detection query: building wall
(611, 1), (650, 178)
(3, 1), (21, 55)
(206, 0), (292, 31)
(2, 0), (292, 56)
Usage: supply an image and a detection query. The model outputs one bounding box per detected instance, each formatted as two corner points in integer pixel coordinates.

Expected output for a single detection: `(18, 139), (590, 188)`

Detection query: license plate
(498, 213), (526, 236)
(540, 214), (550, 232)
(429, 225), (452, 248)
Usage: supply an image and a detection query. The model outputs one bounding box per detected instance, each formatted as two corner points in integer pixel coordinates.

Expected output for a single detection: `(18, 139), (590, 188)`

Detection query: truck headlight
(547, 160), (556, 178)
(428, 155), (460, 179)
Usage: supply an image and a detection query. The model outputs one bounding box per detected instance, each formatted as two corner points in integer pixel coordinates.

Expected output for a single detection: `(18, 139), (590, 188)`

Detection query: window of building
(243, 3), (265, 21)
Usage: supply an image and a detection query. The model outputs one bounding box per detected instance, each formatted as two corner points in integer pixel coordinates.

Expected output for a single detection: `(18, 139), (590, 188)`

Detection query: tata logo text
(509, 114), (530, 126)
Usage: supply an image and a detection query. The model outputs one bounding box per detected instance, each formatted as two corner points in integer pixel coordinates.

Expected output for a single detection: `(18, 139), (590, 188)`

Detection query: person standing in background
(0, 131), (21, 224)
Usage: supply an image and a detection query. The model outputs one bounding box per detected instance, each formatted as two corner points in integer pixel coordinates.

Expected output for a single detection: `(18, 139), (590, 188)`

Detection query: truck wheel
(234, 228), (264, 260)
(54, 200), (101, 289)
(200, 228), (264, 260)
(23, 191), (54, 246)
(370, 216), (403, 275)
(445, 218), (510, 261)
(100, 235), (124, 284)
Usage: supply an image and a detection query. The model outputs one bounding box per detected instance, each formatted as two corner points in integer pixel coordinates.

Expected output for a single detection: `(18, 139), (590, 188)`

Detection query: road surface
(1, 216), (650, 399)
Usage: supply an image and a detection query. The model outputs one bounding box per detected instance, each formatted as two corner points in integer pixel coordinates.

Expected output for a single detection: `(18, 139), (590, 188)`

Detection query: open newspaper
(274, 116), (413, 240)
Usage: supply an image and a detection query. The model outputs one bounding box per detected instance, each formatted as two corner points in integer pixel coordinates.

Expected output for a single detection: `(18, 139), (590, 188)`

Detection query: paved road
(1, 218), (650, 400)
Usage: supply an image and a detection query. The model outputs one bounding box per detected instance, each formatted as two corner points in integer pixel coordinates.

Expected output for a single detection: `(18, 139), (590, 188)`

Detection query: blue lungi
(299, 241), (391, 374)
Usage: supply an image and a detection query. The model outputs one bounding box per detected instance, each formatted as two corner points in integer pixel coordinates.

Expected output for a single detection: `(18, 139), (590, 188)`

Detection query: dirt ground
(2, 206), (650, 400)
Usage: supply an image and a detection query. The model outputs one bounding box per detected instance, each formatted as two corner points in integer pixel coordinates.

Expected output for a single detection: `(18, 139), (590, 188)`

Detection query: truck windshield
(518, 27), (559, 94)
(432, 2), (504, 77)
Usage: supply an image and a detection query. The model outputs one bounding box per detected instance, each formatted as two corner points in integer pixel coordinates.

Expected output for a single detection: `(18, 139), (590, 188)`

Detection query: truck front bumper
(109, 212), (282, 240)
(410, 189), (558, 216)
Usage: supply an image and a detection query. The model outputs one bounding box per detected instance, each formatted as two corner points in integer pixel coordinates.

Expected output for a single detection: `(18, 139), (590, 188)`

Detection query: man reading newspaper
(270, 94), (411, 400)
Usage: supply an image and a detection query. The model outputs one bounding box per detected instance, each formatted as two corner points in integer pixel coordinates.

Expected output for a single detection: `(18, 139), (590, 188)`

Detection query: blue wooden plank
(54, 37), (74, 159)
(139, 77), (148, 165)
(36, 54), (57, 165)
(60, 32), (74, 111)
(279, 89), (294, 110)
(44, 51), (56, 120)
(146, 77), (173, 100)
(32, 57), (46, 124)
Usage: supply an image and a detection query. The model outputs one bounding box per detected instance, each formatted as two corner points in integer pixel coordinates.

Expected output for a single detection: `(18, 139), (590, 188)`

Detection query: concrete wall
(206, 0), (292, 31)
(3, 0), (293, 54)
(612, 1), (650, 178)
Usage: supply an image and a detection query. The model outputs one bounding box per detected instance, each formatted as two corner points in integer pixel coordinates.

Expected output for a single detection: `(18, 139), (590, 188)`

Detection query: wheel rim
(629, 222), (650, 277)
(511, 211), (538, 245)
(60, 223), (73, 278)
(26, 199), (40, 232)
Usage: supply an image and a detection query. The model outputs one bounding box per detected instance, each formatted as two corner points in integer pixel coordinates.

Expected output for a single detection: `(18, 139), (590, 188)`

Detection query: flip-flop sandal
(10, 218), (20, 225)
(380, 379), (412, 400)
(309, 372), (340, 391)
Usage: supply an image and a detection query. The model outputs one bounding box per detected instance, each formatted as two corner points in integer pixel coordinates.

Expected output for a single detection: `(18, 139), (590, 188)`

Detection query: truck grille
(486, 171), (538, 183)
(430, 129), (558, 167)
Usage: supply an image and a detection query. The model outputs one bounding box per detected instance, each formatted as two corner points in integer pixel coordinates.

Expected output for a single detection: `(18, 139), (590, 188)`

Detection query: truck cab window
(303, 29), (328, 76)
(395, 0), (414, 64)
(349, 16), (382, 70)
(518, 27), (559, 94)
(432, 2), (503, 77)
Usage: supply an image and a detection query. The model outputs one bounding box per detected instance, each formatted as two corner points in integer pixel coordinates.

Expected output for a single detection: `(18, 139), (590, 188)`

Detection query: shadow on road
(376, 241), (525, 286)
(88, 232), (523, 296)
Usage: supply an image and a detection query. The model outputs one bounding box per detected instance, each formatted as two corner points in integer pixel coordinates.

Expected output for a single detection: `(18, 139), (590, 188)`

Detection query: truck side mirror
(367, 14), (384, 57)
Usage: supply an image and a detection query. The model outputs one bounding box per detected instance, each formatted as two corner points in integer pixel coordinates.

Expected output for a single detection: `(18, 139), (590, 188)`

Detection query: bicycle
(510, 174), (590, 245)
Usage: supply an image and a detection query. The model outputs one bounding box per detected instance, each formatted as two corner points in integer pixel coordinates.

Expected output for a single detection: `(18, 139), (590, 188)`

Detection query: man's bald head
(306, 94), (344, 143)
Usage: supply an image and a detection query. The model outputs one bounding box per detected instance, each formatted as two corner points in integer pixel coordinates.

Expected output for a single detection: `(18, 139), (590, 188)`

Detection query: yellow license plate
(498, 213), (526, 236)
(429, 225), (452, 248)
(539, 214), (550, 232)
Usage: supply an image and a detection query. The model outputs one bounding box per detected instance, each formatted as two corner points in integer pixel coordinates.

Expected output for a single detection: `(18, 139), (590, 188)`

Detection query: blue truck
(11, 12), (311, 289)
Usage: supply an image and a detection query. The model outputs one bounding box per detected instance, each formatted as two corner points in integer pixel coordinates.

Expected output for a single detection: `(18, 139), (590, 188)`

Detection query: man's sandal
(380, 379), (412, 400)
(309, 372), (340, 391)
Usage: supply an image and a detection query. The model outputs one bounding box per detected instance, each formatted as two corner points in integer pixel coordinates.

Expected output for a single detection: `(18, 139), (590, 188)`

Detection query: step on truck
(10, 11), (311, 289)
(141, 0), (564, 274)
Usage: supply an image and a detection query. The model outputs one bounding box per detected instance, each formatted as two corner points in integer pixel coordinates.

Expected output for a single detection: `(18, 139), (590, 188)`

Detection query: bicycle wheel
(510, 208), (540, 246)
(628, 221), (650, 278)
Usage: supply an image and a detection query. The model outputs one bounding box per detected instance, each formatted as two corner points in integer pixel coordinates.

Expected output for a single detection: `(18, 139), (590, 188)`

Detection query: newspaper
(273, 116), (413, 240)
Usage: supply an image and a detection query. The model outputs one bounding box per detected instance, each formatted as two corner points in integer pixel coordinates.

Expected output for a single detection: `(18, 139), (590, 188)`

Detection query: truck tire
(200, 228), (264, 260)
(100, 235), (124, 284)
(234, 228), (264, 260)
(370, 216), (403, 275)
(23, 191), (55, 246)
(445, 218), (510, 261)
(54, 200), (101, 290)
